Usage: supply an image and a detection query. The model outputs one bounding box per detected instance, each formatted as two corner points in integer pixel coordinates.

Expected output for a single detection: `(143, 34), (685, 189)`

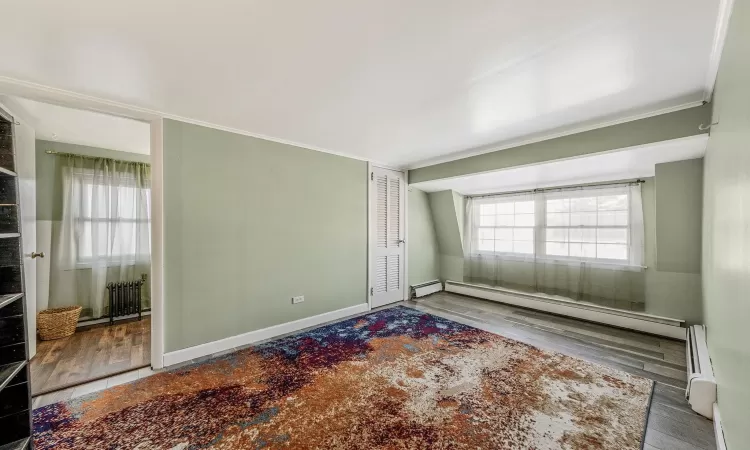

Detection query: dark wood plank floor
(410, 292), (715, 450)
(30, 317), (150, 396)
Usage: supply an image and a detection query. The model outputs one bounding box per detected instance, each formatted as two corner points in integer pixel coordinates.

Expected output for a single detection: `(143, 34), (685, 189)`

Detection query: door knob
(31, 251), (45, 259)
(398, 239), (406, 244)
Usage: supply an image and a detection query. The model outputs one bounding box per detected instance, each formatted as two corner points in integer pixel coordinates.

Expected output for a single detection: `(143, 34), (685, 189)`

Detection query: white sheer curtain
(49, 155), (151, 319)
(463, 183), (646, 311)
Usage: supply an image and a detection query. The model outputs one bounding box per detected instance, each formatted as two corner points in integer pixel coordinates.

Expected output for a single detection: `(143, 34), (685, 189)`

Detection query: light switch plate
(292, 295), (305, 304)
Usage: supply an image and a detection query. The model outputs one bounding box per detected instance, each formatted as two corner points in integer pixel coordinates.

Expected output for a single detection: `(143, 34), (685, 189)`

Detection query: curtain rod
(45, 150), (151, 166)
(470, 179), (645, 199)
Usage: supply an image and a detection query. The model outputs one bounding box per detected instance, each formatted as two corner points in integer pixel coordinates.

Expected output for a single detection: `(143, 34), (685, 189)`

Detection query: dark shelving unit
(0, 107), (32, 449)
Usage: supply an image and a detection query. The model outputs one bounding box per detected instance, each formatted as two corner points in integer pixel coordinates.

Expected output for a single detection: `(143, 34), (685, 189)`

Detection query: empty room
(0, 0), (747, 449)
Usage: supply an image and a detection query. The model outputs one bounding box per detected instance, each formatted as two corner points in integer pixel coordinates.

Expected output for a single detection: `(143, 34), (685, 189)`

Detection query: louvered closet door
(370, 167), (406, 308)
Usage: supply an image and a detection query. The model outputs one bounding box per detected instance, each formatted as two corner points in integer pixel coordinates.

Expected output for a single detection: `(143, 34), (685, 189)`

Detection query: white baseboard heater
(412, 280), (443, 298)
(686, 325), (716, 419)
(444, 280), (686, 340)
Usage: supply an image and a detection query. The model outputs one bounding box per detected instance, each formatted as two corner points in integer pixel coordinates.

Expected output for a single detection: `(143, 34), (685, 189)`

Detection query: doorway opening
(0, 96), (154, 398)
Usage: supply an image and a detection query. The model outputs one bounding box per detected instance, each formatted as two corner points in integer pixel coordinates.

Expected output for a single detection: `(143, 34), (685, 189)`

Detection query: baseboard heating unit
(686, 325), (716, 419)
(444, 280), (686, 340)
(412, 280), (443, 298)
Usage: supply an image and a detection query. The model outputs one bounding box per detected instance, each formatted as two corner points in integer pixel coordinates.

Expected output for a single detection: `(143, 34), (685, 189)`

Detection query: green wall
(701, 0), (750, 446)
(35, 140), (152, 314)
(409, 105), (711, 184)
(655, 159), (703, 274)
(407, 188), (439, 285)
(162, 119), (367, 352)
(427, 190), (464, 282)
(642, 176), (703, 323)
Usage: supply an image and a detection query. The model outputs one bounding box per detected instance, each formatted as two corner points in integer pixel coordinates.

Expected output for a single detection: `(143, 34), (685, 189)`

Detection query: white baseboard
(713, 403), (728, 450)
(162, 303), (370, 367)
(445, 281), (686, 340)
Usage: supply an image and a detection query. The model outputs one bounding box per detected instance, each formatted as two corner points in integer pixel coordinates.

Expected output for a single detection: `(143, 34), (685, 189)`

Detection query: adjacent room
(0, 0), (747, 449)
(0, 97), (153, 397)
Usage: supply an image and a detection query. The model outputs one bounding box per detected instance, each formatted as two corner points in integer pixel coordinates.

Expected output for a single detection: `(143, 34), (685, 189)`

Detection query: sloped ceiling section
(0, 0), (720, 167)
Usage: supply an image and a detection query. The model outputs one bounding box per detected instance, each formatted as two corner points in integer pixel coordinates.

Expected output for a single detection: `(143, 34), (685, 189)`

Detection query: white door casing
(370, 166), (406, 308)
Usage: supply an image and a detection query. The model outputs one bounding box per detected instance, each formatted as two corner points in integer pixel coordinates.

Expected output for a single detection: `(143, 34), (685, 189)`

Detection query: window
(71, 170), (151, 264)
(469, 186), (640, 265)
(543, 192), (628, 261)
(477, 199), (535, 254)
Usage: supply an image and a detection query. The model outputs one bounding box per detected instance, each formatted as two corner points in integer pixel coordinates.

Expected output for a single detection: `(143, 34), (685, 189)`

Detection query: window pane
(496, 215), (514, 226)
(597, 244), (627, 260)
(478, 239), (495, 252)
(515, 214), (535, 227)
(570, 243), (596, 258)
(570, 212), (596, 226)
(496, 202), (514, 214)
(569, 229), (596, 243)
(515, 201), (535, 214)
(597, 228), (627, 244)
(546, 199), (569, 213)
(546, 228), (568, 242)
(514, 241), (534, 254)
(598, 195), (627, 211)
(546, 242), (568, 256)
(479, 215), (496, 226)
(571, 197), (597, 212)
(495, 228), (513, 240)
(480, 204), (496, 215)
(478, 228), (495, 240)
(495, 241), (513, 253)
(547, 213), (569, 226)
(514, 228), (534, 241)
(598, 211), (628, 226)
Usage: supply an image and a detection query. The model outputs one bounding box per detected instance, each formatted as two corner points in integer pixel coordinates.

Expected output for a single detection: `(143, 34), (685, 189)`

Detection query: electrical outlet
(292, 295), (305, 304)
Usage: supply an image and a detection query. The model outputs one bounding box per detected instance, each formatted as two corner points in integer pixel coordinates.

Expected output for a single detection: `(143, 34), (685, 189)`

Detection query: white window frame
(538, 188), (631, 265)
(71, 169), (152, 267)
(469, 185), (638, 267)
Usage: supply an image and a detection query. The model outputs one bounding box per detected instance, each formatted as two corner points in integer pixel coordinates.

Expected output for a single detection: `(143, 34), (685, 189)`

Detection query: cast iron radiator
(106, 280), (144, 325)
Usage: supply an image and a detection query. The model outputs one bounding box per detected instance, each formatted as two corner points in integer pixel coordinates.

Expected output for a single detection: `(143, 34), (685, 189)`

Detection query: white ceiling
(0, 0), (720, 168)
(9, 97), (150, 155)
(411, 135), (708, 195)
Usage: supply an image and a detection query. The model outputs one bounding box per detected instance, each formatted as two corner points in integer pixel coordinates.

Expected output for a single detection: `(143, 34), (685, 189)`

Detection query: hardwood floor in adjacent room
(30, 316), (150, 396)
(408, 292), (716, 450)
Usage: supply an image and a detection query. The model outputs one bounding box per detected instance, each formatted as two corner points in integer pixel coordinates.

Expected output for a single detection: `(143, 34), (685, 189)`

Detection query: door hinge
(370, 287), (373, 296)
(370, 172), (374, 181)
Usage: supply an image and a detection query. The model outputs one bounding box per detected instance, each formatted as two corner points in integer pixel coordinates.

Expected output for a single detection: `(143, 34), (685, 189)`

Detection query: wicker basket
(37, 306), (82, 341)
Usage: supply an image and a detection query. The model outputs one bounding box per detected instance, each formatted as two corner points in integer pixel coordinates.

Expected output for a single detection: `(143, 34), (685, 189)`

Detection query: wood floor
(30, 317), (150, 396)
(409, 292), (715, 450)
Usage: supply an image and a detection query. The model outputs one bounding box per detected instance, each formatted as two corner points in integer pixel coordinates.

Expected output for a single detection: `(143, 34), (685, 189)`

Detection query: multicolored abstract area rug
(33, 306), (653, 449)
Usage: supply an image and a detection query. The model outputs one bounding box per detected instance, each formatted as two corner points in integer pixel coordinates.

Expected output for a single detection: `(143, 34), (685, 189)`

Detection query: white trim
(445, 281), (686, 340)
(76, 311), (152, 328)
(150, 119), (165, 369)
(704, 0), (736, 102)
(713, 403), (728, 450)
(162, 303), (369, 367)
(407, 101), (706, 170)
(367, 162), (373, 311)
(0, 76), (401, 169)
(403, 178), (410, 301)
